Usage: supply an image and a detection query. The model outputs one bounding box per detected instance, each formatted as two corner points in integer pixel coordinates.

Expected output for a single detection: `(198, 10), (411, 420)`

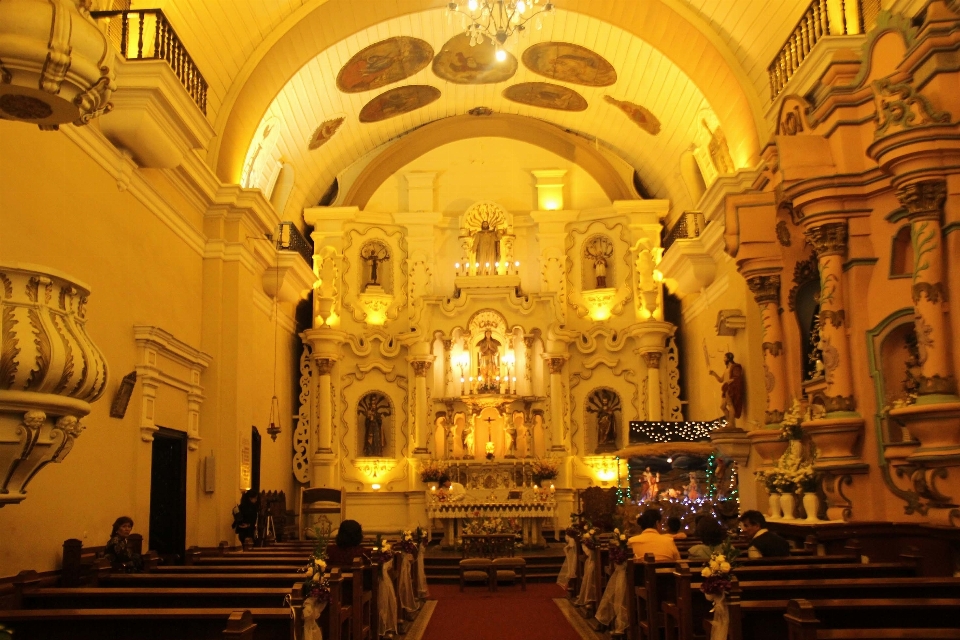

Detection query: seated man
(627, 508), (681, 562)
(739, 510), (790, 558)
(437, 474), (466, 502)
(665, 516), (687, 539)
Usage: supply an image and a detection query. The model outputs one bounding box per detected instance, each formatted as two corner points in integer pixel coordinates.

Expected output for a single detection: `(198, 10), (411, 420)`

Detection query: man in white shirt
(627, 508), (681, 562)
(438, 475), (466, 502)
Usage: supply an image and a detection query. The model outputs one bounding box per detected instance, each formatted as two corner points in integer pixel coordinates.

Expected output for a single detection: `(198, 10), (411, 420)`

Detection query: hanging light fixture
(267, 231), (283, 442)
(447, 0), (555, 56)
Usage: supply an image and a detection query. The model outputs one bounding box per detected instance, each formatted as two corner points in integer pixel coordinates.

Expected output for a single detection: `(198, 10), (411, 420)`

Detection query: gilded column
(746, 274), (789, 423)
(804, 222), (856, 412)
(547, 356), (567, 452)
(897, 180), (958, 397)
(641, 351), (663, 421)
(315, 358), (336, 454)
(411, 359), (433, 454)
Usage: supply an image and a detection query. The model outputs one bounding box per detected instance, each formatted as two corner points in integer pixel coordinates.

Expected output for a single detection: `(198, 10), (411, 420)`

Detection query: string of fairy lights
(627, 419), (726, 444)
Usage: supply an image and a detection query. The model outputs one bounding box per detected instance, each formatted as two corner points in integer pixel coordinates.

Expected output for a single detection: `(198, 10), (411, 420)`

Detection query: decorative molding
(294, 343), (314, 484)
(788, 253), (819, 312)
(873, 77), (951, 138)
(746, 274), (781, 306)
(133, 325), (212, 450)
(896, 180), (947, 222)
(715, 309), (746, 336)
(805, 222), (848, 257)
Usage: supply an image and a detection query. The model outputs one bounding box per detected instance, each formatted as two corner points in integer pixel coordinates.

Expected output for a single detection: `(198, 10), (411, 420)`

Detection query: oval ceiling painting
(359, 85), (442, 123)
(502, 82), (587, 112)
(337, 36), (434, 94)
(522, 42), (617, 87)
(432, 35), (518, 84)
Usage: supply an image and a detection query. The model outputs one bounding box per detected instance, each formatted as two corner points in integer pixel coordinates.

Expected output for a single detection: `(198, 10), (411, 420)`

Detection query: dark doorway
(149, 427), (187, 561)
(251, 426), (262, 494)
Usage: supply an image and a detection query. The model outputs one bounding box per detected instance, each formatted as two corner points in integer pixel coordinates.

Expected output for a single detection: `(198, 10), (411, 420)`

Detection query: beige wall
(0, 121), (298, 575)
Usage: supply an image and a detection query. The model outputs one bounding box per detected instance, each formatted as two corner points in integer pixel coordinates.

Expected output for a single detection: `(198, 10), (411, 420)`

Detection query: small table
(426, 500), (557, 548)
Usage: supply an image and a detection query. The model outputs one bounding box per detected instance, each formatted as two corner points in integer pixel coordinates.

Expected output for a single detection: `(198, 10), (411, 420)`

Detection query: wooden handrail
(91, 9), (208, 115)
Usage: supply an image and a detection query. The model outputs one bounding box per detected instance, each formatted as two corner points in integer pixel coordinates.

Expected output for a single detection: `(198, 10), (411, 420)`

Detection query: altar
(427, 498), (557, 548)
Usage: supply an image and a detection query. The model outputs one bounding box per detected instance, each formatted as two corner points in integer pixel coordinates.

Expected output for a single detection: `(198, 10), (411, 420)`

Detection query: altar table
(426, 501), (557, 548)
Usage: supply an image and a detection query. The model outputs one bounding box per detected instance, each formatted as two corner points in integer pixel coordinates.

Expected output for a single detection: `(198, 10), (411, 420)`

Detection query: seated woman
(326, 519), (369, 566)
(105, 516), (143, 572)
(233, 490), (260, 545)
(686, 517), (726, 561)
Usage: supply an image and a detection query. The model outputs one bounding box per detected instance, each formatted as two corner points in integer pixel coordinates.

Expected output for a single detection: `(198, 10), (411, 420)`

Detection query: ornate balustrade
(276, 221), (314, 268)
(662, 212), (706, 252)
(92, 9), (208, 114)
(767, 0), (878, 100)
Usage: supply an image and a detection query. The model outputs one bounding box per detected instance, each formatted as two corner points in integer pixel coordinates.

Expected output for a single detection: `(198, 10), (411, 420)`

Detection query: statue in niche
(359, 393), (391, 456)
(587, 389), (621, 453)
(504, 413), (517, 458)
(360, 243), (390, 291)
(472, 220), (502, 275)
(584, 236), (614, 289)
(641, 467), (660, 502)
(709, 352), (744, 427)
(477, 330), (501, 391)
(684, 472), (700, 501)
(461, 415), (475, 458)
(703, 119), (734, 175)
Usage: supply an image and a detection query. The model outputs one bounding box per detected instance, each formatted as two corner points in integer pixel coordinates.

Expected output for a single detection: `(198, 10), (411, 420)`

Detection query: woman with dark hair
(105, 516), (143, 572)
(327, 519), (368, 566)
(687, 517), (727, 561)
(233, 490), (260, 545)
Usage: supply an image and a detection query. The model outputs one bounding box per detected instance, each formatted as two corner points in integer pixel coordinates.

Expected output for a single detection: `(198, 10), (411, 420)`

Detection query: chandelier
(447, 0), (555, 59)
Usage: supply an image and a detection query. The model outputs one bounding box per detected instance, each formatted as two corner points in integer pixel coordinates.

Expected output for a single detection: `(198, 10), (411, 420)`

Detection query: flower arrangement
(397, 530), (419, 556)
(759, 439), (817, 494)
(608, 528), (630, 565)
(412, 526), (429, 545)
(371, 535), (395, 564)
(779, 399), (805, 441)
(419, 459), (448, 483)
(300, 556), (331, 602)
(462, 516), (520, 535)
(530, 457), (559, 482)
(580, 525), (599, 551)
(754, 469), (781, 493)
(699, 538), (739, 596)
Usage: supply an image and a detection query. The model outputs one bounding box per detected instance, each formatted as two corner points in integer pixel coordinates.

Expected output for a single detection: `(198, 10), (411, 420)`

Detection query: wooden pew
(21, 586), (291, 609)
(61, 536), (159, 587)
(99, 572), (305, 589)
(0, 607), (290, 640)
(151, 564), (302, 575)
(784, 597), (960, 640)
(186, 555), (306, 568)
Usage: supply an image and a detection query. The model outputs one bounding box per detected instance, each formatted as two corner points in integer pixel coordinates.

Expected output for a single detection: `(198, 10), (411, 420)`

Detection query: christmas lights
(628, 419), (726, 444)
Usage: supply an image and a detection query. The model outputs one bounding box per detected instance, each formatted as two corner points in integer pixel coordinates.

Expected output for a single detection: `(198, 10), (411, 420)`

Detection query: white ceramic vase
(780, 493), (797, 520)
(767, 493), (782, 520)
(802, 492), (820, 522)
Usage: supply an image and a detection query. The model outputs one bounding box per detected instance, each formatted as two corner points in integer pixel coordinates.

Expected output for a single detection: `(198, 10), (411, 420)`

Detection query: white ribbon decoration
(379, 561), (398, 636)
(416, 542), (430, 601)
(595, 562), (629, 634)
(706, 592), (729, 640)
(399, 553), (418, 613)
(302, 596), (326, 640)
(575, 545), (597, 606)
(556, 536), (579, 588)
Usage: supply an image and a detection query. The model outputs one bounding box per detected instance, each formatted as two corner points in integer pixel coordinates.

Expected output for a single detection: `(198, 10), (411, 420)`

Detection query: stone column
(746, 273), (789, 424)
(411, 359), (433, 454)
(546, 356), (567, 452)
(641, 351), (663, 421)
(315, 358), (336, 455)
(804, 222), (856, 413)
(896, 180), (958, 397)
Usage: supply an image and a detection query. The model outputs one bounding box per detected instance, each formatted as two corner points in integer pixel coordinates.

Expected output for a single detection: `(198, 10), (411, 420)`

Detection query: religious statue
(641, 467), (660, 502)
(477, 330), (501, 392)
(684, 472), (700, 501)
(587, 389), (620, 453)
(504, 414), (517, 458)
(461, 417), (475, 458)
(472, 220), (502, 275)
(513, 411), (527, 458)
(360, 243), (390, 290)
(584, 236), (614, 289)
(709, 352), (744, 427)
(358, 393), (391, 456)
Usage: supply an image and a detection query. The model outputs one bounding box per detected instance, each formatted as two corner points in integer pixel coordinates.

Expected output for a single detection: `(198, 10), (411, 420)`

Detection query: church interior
(2, 0), (960, 638)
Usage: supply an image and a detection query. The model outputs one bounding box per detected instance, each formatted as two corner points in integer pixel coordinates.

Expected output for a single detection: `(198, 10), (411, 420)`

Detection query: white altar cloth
(427, 500), (557, 547)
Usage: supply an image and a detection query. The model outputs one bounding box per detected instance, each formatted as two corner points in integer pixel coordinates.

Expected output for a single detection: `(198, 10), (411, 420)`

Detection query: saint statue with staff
(472, 220), (502, 275)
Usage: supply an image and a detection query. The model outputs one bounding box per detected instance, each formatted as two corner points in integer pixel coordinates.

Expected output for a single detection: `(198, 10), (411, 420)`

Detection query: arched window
(889, 225), (913, 278)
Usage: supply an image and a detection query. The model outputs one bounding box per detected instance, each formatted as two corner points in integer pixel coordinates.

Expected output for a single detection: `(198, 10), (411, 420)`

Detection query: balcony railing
(767, 0), (879, 100)
(663, 211), (706, 252)
(91, 9), (208, 115)
(276, 222), (314, 267)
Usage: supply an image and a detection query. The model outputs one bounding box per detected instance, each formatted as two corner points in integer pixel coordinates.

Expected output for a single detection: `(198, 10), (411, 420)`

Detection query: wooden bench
(99, 572), (305, 589)
(20, 586), (292, 609)
(61, 536), (159, 587)
(784, 597), (960, 639)
(0, 607), (291, 640)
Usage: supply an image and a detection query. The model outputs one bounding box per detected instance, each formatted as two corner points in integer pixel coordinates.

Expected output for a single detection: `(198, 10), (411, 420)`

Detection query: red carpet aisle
(417, 583), (597, 640)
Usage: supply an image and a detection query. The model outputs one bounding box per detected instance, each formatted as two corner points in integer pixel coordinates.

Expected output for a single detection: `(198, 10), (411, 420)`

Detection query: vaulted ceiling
(156, 0), (814, 216)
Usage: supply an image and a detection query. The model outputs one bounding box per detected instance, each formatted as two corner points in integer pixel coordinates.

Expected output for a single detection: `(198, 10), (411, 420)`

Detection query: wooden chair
(299, 487), (344, 540)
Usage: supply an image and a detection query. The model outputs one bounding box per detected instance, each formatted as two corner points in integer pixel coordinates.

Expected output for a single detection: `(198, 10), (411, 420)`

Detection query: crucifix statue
(484, 415), (496, 459)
